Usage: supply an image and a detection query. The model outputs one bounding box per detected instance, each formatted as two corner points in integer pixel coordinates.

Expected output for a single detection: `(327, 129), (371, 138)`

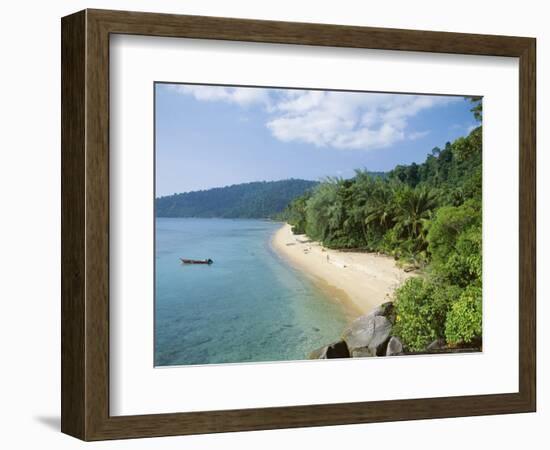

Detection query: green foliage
(393, 185), (438, 250)
(452, 127), (482, 162)
(445, 284), (482, 345)
(445, 225), (482, 285)
(155, 179), (318, 219)
(427, 200), (482, 286)
(469, 96), (483, 122)
(427, 200), (479, 262)
(285, 194), (310, 234)
(393, 278), (462, 351)
(391, 163), (420, 186)
(304, 180), (339, 242)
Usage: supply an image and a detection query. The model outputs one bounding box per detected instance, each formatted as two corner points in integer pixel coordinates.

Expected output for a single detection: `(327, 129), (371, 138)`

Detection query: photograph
(154, 83), (483, 366)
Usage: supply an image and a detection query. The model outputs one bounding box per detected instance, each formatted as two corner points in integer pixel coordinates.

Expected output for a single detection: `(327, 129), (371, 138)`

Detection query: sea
(154, 218), (348, 366)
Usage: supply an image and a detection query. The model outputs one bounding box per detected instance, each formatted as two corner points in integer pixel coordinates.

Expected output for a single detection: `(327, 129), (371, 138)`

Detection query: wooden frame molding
(61, 9), (536, 441)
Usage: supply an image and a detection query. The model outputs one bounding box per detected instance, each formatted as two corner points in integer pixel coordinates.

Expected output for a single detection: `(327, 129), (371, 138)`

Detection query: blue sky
(155, 83), (479, 197)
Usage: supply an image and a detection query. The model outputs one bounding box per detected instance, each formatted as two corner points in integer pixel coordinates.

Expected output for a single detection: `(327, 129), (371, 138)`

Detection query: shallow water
(154, 218), (348, 366)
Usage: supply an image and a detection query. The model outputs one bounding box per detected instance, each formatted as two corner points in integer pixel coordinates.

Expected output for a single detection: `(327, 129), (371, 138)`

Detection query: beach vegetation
(393, 278), (462, 351)
(445, 284), (483, 346)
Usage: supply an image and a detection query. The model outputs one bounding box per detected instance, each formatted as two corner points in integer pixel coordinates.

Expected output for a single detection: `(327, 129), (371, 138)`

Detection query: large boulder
(309, 340), (350, 359)
(426, 338), (446, 351)
(342, 314), (392, 357)
(350, 347), (376, 358)
(368, 301), (396, 324)
(386, 336), (403, 356)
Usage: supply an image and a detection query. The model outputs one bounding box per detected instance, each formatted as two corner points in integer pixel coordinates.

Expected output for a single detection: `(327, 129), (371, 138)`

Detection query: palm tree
(305, 180), (338, 241)
(348, 171), (374, 243)
(394, 186), (438, 243)
(365, 180), (397, 232)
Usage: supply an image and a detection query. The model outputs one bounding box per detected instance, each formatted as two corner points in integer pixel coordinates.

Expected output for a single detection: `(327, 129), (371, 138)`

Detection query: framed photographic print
(61, 9), (536, 440)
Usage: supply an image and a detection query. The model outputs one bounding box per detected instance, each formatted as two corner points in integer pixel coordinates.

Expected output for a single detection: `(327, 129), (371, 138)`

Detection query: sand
(271, 223), (414, 319)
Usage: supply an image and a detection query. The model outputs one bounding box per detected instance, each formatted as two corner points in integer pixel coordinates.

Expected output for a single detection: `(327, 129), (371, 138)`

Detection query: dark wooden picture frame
(61, 9), (536, 441)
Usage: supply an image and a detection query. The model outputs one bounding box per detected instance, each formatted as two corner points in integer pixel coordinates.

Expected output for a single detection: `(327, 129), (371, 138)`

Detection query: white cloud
(267, 91), (453, 150)
(168, 84), (270, 107)
(170, 84), (456, 151)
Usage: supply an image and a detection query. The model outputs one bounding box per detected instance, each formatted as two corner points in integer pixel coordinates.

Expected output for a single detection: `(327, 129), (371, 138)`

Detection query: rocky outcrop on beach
(308, 340), (350, 359)
(308, 300), (480, 360)
(309, 301), (403, 359)
(343, 315), (392, 357)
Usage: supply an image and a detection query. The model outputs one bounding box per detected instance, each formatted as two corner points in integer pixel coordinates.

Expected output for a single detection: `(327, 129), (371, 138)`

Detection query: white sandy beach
(271, 223), (414, 318)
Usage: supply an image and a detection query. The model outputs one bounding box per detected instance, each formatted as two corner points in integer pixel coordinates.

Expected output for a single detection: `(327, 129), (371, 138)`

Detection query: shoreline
(271, 223), (414, 319)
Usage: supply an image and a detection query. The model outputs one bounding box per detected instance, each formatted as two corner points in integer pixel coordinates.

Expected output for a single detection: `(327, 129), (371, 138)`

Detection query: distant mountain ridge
(155, 179), (319, 218)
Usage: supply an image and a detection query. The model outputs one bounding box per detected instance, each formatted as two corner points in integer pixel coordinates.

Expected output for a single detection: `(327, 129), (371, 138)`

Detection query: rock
(308, 347), (327, 359)
(376, 338), (392, 356)
(368, 301), (396, 324)
(351, 347), (376, 358)
(308, 340), (350, 359)
(386, 336), (403, 356)
(324, 340), (350, 358)
(368, 301), (391, 317)
(342, 314), (392, 357)
(426, 338), (446, 351)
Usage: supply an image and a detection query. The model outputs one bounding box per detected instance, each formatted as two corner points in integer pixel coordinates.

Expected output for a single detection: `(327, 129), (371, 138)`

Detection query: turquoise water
(155, 218), (348, 366)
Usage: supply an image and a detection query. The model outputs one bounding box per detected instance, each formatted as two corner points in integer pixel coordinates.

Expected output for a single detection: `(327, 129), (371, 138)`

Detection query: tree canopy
(155, 179), (318, 219)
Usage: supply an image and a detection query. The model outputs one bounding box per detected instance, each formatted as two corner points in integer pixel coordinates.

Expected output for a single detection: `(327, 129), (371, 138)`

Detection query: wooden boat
(180, 258), (213, 265)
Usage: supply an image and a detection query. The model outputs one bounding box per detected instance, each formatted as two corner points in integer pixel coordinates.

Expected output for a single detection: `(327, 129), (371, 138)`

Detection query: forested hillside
(155, 179), (318, 218)
(282, 98), (483, 352)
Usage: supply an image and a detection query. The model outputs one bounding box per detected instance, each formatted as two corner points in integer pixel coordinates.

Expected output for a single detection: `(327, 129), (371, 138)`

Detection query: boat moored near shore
(180, 258), (213, 265)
